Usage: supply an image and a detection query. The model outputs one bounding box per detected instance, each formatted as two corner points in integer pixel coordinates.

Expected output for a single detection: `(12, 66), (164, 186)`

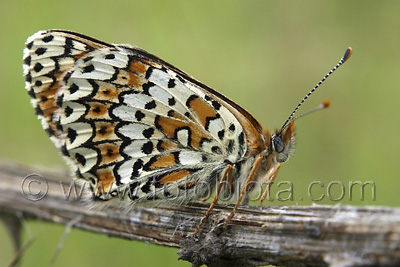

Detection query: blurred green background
(1, 0), (399, 266)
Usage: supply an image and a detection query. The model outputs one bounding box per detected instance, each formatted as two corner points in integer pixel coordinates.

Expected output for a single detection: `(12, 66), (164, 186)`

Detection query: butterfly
(23, 30), (351, 234)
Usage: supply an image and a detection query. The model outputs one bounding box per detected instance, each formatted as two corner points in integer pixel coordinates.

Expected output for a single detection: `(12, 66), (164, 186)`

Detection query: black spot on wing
(42, 35), (54, 43)
(26, 41), (34, 49)
(144, 100), (156, 110)
(211, 146), (223, 155)
(83, 64), (95, 73)
(99, 126), (107, 135)
(211, 100), (221, 111)
(67, 128), (77, 143)
(25, 73), (32, 83)
(239, 132), (245, 144)
(105, 54), (115, 59)
(135, 110), (145, 121)
(218, 130), (225, 140)
(83, 56), (94, 63)
(141, 179), (152, 193)
(24, 56), (31, 66)
(132, 159), (144, 178)
(176, 75), (186, 84)
(61, 144), (70, 157)
(141, 141), (154, 154)
(142, 128), (154, 139)
(168, 97), (176, 106)
(168, 78), (176, 88)
(69, 83), (79, 94)
(145, 67), (153, 79)
(27, 88), (35, 98)
(92, 106), (101, 114)
(107, 148), (114, 157)
(64, 37), (73, 55)
(34, 63), (43, 72)
(64, 106), (73, 117)
(75, 153), (86, 166)
(35, 47), (47, 56)
(142, 82), (155, 96)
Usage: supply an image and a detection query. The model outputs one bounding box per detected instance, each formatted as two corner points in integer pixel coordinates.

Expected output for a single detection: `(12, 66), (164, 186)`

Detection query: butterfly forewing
(23, 30), (254, 203)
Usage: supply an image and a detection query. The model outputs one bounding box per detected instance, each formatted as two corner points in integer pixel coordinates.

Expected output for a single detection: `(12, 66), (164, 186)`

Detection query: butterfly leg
(201, 173), (230, 203)
(193, 164), (233, 236)
(259, 163), (281, 206)
(223, 155), (264, 230)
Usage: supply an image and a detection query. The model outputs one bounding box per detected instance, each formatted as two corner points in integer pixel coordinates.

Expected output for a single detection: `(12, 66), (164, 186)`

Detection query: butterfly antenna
(288, 99), (330, 126)
(280, 47), (352, 133)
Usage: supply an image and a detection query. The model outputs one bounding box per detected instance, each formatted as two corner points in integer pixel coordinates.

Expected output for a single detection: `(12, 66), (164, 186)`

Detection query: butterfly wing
(23, 30), (266, 204)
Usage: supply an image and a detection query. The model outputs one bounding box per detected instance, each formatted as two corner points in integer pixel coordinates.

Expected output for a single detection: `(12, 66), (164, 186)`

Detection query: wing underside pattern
(23, 30), (248, 203)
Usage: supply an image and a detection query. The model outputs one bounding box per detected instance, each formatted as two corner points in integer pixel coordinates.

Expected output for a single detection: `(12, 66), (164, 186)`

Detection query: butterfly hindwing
(23, 30), (249, 203)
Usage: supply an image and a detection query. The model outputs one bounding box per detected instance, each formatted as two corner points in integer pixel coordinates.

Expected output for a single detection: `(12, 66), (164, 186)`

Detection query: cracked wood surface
(0, 160), (399, 266)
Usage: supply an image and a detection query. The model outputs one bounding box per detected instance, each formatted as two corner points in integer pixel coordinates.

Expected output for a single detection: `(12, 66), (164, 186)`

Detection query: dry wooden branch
(0, 160), (399, 267)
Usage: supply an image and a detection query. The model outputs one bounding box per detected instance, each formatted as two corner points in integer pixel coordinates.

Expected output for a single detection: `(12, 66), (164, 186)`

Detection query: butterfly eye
(273, 135), (285, 153)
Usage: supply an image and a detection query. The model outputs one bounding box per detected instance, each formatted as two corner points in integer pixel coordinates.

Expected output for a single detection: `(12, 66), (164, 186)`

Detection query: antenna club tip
(323, 99), (330, 108)
(343, 47), (353, 62)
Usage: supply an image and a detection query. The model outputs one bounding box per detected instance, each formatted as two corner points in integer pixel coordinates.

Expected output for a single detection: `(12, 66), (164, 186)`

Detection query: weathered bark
(0, 160), (399, 266)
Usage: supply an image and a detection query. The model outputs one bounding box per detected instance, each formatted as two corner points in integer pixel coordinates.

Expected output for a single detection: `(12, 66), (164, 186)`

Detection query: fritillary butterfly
(23, 30), (352, 234)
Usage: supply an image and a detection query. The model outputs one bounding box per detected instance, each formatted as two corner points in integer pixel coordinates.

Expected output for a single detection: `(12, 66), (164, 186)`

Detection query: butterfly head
(271, 121), (295, 163)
